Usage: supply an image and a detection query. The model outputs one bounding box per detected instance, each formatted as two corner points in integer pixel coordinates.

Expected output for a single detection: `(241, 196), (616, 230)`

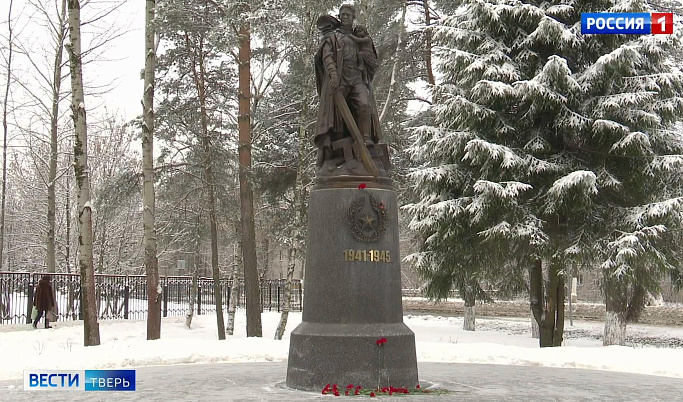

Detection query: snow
(2, 311), (683, 382)
(547, 170), (598, 199)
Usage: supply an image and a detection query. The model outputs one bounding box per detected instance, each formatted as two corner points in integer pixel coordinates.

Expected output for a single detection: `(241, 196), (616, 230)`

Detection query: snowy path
(2, 312), (683, 384)
(2, 362), (683, 401)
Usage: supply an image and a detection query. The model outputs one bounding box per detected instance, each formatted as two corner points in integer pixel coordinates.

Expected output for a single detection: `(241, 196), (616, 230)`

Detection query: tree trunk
(238, 19), (262, 338)
(185, 243), (199, 329)
(67, 0), (100, 347)
(226, 227), (241, 336)
(529, 259), (564, 347)
(274, 80), (310, 339)
(603, 274), (629, 346)
(553, 270), (565, 347)
(65, 155), (71, 273)
(142, 0), (161, 341)
(379, 0), (406, 123)
(603, 310), (627, 346)
(274, 243), (296, 340)
(0, 0), (15, 271)
(530, 308), (540, 338)
(423, 0), (435, 86)
(462, 287), (475, 331)
(186, 218), (201, 329)
(96, 223), (106, 273)
(47, 0), (68, 274)
(186, 31), (225, 340)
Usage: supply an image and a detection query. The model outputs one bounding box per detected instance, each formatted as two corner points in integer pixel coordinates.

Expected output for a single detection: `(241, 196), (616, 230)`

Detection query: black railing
(0, 272), (302, 325)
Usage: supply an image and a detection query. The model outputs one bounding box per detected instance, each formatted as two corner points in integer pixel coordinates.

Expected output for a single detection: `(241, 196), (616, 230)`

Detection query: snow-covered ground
(1, 311), (682, 382)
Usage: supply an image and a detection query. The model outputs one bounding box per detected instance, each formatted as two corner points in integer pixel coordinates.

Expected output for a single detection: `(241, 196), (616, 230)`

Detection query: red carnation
(358, 183), (367, 189)
(355, 386), (362, 395)
(416, 384), (421, 389)
(376, 337), (388, 346)
(346, 384), (354, 389)
(322, 384), (331, 395)
(370, 392), (376, 397)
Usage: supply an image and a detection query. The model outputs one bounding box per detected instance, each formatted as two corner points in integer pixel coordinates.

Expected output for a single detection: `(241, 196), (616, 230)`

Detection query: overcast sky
(0, 0), (145, 122)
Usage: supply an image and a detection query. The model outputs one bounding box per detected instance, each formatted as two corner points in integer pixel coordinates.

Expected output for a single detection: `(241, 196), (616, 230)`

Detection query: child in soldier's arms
(349, 25), (373, 51)
(349, 25), (377, 69)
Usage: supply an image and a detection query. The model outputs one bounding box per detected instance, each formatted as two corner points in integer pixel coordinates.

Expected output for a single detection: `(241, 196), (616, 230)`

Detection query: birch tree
(46, 0), (67, 274)
(142, 0), (161, 341)
(0, 0), (15, 271)
(66, 0), (99, 346)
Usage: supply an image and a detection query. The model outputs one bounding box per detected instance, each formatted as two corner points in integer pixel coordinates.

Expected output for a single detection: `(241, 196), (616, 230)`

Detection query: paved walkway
(2, 362), (682, 401)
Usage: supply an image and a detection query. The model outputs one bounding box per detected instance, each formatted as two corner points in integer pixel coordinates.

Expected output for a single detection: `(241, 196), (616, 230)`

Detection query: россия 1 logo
(582, 13), (674, 35)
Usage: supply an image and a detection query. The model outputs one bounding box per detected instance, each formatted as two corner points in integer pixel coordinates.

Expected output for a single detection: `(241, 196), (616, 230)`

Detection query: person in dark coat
(33, 275), (55, 329)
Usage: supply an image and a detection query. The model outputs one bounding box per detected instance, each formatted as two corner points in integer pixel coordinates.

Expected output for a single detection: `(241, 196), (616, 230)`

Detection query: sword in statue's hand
(332, 91), (380, 179)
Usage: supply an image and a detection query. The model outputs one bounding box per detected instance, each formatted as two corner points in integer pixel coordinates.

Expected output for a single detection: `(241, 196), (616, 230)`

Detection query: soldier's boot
(357, 108), (373, 146)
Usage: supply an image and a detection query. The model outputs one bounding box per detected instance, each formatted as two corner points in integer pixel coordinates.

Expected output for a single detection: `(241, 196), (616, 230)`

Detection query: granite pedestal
(286, 187), (418, 391)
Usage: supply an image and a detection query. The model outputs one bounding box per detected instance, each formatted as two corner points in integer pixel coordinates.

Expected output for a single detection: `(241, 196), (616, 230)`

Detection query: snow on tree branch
(544, 170), (597, 214)
(463, 139), (522, 169)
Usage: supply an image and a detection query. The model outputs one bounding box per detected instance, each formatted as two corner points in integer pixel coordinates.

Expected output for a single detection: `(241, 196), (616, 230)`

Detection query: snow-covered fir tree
(405, 0), (683, 347)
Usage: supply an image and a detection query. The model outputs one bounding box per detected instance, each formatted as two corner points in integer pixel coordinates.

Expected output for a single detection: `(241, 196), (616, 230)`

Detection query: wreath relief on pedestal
(347, 192), (387, 242)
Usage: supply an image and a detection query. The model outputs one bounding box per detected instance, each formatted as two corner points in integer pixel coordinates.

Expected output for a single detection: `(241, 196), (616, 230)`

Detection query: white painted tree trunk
(67, 0), (99, 346)
(226, 242), (240, 336)
(274, 244), (296, 340)
(185, 264), (198, 329)
(531, 308), (540, 338)
(463, 305), (475, 331)
(603, 311), (627, 346)
(186, 227), (201, 329)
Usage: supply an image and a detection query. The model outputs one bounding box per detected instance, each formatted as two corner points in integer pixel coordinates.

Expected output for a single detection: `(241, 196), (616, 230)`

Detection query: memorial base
(286, 187), (418, 391)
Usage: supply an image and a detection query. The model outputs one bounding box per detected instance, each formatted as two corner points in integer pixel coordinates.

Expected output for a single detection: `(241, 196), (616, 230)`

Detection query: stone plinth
(286, 187), (418, 391)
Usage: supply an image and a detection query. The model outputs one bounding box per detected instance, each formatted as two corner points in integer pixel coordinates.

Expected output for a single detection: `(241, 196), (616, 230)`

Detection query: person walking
(33, 275), (56, 329)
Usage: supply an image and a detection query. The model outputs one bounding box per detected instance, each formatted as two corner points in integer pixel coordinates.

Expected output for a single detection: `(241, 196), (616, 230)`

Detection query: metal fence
(0, 272), (302, 325)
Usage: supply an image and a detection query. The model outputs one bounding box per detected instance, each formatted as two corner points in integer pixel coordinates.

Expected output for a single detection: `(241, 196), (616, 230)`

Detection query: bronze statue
(314, 4), (388, 179)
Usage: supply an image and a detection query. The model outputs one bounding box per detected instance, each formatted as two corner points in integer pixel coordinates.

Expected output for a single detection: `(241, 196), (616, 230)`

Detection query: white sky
(0, 0), (145, 122)
(2, 309), (683, 382)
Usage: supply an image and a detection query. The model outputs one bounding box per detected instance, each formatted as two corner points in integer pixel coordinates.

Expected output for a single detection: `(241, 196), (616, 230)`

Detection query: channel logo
(581, 13), (674, 35)
(24, 370), (136, 391)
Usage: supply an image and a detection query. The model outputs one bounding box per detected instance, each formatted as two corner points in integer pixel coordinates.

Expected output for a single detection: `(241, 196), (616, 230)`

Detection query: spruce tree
(406, 0), (683, 347)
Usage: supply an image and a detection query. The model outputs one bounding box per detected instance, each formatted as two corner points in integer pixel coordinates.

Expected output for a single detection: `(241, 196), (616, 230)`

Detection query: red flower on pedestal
(358, 183), (367, 189)
(416, 384), (421, 389)
(376, 337), (387, 346)
(370, 392), (376, 397)
(322, 384), (331, 395)
(355, 386), (362, 395)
